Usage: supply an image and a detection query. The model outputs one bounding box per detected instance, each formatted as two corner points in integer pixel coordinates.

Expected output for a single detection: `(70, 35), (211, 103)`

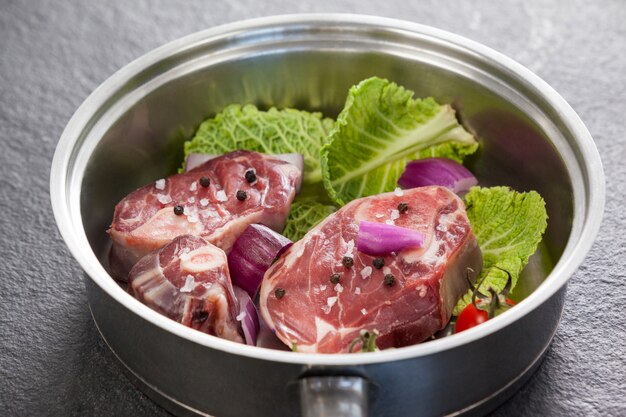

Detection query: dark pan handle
(299, 376), (369, 417)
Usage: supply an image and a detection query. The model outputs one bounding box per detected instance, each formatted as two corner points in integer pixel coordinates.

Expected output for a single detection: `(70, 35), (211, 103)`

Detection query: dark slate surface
(1, 1), (624, 416)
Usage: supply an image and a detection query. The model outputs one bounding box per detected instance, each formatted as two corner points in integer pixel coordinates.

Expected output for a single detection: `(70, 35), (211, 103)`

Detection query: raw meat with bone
(128, 234), (243, 343)
(260, 186), (481, 353)
(108, 150), (301, 280)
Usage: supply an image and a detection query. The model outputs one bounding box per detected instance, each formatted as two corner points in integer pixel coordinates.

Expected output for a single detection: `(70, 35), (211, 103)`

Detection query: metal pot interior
(49, 15), (606, 416)
(79, 20), (576, 307)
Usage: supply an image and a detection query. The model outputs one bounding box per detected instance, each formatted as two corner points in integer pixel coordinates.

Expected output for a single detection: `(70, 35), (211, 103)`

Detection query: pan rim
(50, 13), (605, 366)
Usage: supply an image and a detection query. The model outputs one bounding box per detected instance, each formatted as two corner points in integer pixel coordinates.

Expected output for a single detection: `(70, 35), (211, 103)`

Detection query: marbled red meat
(128, 235), (243, 342)
(108, 151), (301, 280)
(259, 186), (481, 353)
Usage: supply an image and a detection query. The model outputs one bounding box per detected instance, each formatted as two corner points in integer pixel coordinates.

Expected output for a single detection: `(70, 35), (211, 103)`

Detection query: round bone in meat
(128, 234), (243, 343)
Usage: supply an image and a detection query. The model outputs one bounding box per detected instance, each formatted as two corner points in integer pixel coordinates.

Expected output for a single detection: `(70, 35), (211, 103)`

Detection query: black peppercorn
(330, 273), (341, 284)
(199, 176), (211, 187)
(173, 205), (184, 215)
(245, 170), (257, 183)
(275, 288), (286, 299)
(342, 256), (354, 268)
(372, 257), (385, 269)
(384, 274), (395, 287)
(397, 202), (409, 214)
(236, 190), (247, 201)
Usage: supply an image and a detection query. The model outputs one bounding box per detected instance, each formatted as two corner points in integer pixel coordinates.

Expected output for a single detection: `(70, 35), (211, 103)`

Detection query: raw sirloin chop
(260, 186), (482, 353)
(108, 151), (301, 280)
(128, 235), (243, 343)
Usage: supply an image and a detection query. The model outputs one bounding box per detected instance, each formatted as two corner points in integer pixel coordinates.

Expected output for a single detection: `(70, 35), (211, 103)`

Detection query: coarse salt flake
(385, 219), (395, 225)
(383, 267), (392, 275)
(155, 179), (166, 190)
(344, 239), (355, 257)
(355, 287), (361, 295)
(327, 296), (338, 308)
(394, 187), (404, 197)
(417, 285), (427, 298)
(201, 210), (217, 219)
(189, 181), (198, 192)
(156, 194), (172, 204)
(180, 275), (195, 293)
(200, 198), (209, 207)
(334, 283), (344, 293)
(360, 266), (372, 279)
(361, 308), (367, 315)
(236, 311), (247, 321)
(215, 190), (227, 202)
(319, 284), (327, 291)
(375, 213), (385, 219)
(187, 196), (196, 204)
(187, 214), (199, 223)
(390, 209), (400, 220)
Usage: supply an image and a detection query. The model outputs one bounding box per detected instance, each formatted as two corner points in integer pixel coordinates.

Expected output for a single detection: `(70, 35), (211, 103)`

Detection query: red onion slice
(255, 313), (290, 350)
(398, 158), (478, 195)
(227, 224), (292, 298)
(357, 221), (424, 256)
(233, 286), (259, 346)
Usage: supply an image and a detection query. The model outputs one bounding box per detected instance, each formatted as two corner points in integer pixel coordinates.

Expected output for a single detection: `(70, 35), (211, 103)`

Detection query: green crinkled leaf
(183, 104), (333, 183)
(282, 199), (337, 241)
(320, 77), (479, 206)
(453, 186), (548, 315)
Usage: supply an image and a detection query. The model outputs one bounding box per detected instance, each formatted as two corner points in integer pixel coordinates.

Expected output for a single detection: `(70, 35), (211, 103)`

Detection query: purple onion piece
(255, 314), (290, 350)
(356, 221), (424, 256)
(233, 286), (260, 346)
(397, 158), (478, 195)
(227, 224), (292, 299)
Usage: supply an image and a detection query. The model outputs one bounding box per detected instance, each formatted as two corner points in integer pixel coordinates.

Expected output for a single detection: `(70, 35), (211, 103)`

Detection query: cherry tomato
(455, 304), (489, 333)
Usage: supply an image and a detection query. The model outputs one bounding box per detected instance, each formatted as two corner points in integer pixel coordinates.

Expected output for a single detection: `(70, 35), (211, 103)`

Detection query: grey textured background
(1, 0), (625, 416)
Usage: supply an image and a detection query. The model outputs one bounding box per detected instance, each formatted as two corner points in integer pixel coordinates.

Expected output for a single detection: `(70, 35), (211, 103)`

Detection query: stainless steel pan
(50, 14), (604, 417)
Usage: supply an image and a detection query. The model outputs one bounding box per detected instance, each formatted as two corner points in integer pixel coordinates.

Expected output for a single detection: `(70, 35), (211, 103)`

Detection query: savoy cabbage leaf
(320, 77), (478, 206)
(453, 186), (548, 315)
(282, 199), (337, 241)
(183, 104), (333, 184)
